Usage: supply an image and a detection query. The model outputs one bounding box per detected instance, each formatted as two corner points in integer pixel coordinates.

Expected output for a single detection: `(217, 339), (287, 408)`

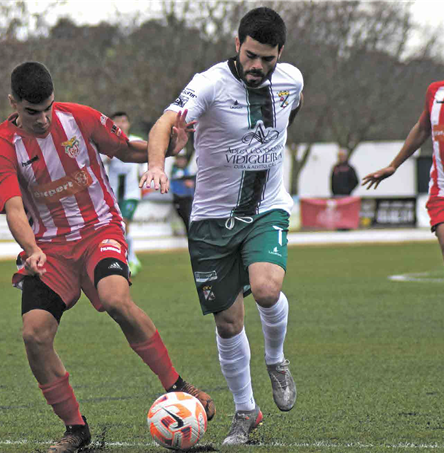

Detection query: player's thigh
(15, 246), (81, 312)
(243, 209), (289, 302)
(249, 262), (285, 305)
(21, 276), (65, 344)
(188, 219), (249, 315)
(242, 209), (289, 270)
(81, 231), (131, 312)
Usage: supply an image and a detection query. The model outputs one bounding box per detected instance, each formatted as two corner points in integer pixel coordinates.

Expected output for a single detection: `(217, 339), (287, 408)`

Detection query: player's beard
(235, 54), (276, 88)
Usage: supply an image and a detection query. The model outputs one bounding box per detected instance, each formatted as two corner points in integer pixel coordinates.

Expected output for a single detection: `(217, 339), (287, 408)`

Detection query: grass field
(1, 241), (444, 452)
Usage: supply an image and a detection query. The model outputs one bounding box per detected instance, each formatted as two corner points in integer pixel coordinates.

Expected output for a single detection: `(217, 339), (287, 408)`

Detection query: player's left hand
(167, 110), (197, 157)
(24, 249), (47, 277)
(139, 166), (170, 194)
(362, 166), (396, 190)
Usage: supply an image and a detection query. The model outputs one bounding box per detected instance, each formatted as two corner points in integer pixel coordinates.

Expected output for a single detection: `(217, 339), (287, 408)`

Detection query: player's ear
(235, 36), (241, 53)
(278, 45), (284, 60)
(8, 94), (17, 109)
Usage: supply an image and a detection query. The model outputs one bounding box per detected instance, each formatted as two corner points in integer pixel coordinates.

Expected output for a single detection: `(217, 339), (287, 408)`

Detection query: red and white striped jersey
(0, 102), (128, 242)
(420, 81), (444, 199)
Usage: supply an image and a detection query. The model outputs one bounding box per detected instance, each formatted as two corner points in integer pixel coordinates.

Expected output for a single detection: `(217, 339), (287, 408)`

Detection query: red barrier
(300, 196), (361, 230)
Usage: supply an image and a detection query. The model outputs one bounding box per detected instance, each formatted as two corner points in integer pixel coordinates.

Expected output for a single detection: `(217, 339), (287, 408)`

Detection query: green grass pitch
(1, 242), (444, 452)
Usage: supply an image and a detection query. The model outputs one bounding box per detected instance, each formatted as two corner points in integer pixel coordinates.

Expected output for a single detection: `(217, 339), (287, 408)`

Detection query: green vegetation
(1, 242), (444, 452)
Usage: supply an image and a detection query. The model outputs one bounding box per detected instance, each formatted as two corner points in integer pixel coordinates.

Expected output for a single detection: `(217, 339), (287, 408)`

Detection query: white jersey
(108, 134), (144, 200)
(166, 58), (303, 222)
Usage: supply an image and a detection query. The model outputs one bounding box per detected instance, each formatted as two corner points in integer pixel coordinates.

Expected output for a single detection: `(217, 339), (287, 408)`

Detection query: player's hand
(139, 167), (170, 194)
(362, 166), (396, 190)
(24, 249), (47, 277)
(167, 110), (197, 157)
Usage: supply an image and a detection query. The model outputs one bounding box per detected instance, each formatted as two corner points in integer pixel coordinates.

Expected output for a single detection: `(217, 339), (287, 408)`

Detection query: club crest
(61, 136), (81, 158)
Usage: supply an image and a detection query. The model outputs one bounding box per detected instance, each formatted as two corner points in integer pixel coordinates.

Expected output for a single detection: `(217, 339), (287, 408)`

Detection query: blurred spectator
(107, 111), (145, 276)
(331, 149), (359, 197)
(170, 149), (195, 235)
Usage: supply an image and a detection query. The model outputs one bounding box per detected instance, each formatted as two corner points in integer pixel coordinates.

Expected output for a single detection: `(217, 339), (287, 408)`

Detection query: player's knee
(102, 295), (134, 323)
(215, 318), (244, 339)
(22, 321), (53, 350)
(252, 281), (281, 308)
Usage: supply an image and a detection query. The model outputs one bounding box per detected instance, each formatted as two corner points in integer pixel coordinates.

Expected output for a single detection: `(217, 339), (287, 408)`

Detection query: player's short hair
(238, 7), (286, 51)
(11, 61), (54, 104)
(111, 111), (129, 120)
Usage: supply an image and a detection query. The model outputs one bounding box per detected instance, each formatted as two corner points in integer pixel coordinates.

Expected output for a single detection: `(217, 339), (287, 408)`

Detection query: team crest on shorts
(202, 285), (215, 301)
(62, 136), (81, 158)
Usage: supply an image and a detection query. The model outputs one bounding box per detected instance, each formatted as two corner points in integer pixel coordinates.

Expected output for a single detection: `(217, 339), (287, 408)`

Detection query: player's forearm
(390, 121), (430, 169)
(5, 197), (41, 256)
(148, 113), (176, 170)
(119, 140), (149, 163)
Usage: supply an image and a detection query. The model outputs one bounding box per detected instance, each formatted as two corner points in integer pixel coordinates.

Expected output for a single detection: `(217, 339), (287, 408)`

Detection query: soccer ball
(147, 391), (207, 450)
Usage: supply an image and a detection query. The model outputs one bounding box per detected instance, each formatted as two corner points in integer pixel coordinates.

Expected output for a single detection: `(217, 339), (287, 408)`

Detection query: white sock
(216, 328), (255, 412)
(256, 292), (289, 365)
(126, 235), (138, 263)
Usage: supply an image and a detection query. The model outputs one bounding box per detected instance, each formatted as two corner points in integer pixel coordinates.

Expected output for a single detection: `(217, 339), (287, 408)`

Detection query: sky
(24, 0), (444, 30)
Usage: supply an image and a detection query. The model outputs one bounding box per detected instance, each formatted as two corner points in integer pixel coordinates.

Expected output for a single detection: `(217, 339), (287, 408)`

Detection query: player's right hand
(139, 167), (170, 194)
(362, 166), (396, 190)
(24, 249), (47, 277)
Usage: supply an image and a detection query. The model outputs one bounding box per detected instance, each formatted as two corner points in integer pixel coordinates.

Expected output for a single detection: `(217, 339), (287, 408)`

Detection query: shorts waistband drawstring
(225, 216), (254, 230)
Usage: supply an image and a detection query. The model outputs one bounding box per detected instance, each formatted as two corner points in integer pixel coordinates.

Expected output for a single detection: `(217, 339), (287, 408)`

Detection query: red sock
(39, 372), (84, 426)
(130, 330), (179, 390)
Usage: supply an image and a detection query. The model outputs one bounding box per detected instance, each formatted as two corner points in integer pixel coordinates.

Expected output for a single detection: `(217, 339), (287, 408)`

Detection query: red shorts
(426, 196), (444, 231)
(13, 226), (128, 312)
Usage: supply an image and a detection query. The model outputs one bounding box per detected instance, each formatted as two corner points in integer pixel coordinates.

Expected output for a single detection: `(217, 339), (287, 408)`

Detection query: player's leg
(214, 292), (263, 445)
(83, 235), (215, 420)
(119, 199), (141, 275)
(21, 277), (91, 452)
(434, 223), (444, 258)
(244, 209), (296, 412)
(188, 218), (260, 444)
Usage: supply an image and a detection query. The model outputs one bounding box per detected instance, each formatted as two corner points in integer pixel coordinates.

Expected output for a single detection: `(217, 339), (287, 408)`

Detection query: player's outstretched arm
(362, 118), (431, 190)
(5, 196), (46, 277)
(140, 110), (187, 194)
(117, 139), (148, 163)
(167, 110), (196, 157)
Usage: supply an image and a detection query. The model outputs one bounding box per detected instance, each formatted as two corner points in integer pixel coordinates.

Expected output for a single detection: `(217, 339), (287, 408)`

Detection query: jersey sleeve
(70, 104), (129, 158)
(165, 72), (215, 122)
(0, 139), (21, 213)
(290, 67), (304, 111)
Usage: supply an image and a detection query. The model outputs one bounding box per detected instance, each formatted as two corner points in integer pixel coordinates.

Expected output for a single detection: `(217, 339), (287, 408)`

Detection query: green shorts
(188, 209), (289, 315)
(118, 199), (139, 221)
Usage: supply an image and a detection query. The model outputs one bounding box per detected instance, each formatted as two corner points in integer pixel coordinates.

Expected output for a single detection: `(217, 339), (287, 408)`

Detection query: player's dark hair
(111, 111), (129, 120)
(11, 61), (54, 104)
(238, 7), (286, 51)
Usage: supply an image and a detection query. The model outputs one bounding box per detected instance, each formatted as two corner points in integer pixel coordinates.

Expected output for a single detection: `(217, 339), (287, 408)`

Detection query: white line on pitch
(2, 440), (444, 449)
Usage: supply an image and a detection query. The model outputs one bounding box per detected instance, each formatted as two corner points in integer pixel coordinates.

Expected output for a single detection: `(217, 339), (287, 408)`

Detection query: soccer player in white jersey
(107, 111), (144, 276)
(363, 81), (444, 256)
(0, 62), (214, 453)
(141, 7), (303, 445)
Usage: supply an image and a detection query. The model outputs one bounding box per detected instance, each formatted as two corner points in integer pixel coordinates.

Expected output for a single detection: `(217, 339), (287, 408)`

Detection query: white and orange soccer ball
(147, 391), (207, 450)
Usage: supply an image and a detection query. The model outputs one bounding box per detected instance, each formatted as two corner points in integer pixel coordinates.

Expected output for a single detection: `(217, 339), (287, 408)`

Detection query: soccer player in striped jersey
(363, 83), (443, 242)
(141, 7), (303, 446)
(0, 61), (214, 453)
(106, 111), (145, 276)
